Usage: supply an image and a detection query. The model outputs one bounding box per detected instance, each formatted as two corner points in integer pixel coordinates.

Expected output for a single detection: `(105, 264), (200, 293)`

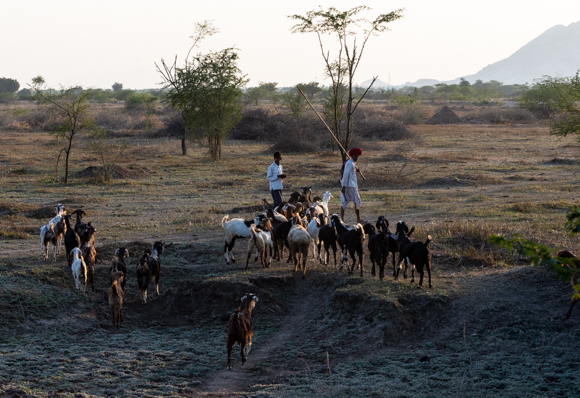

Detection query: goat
(394, 222), (433, 288)
(146, 241), (164, 298)
(72, 209), (89, 245)
(555, 250), (580, 319)
(246, 220), (274, 270)
(227, 293), (258, 370)
(70, 247), (87, 294)
(271, 217), (294, 262)
(382, 219), (413, 278)
(288, 222), (311, 279)
(137, 250), (152, 304)
(368, 217), (393, 280)
(331, 214), (365, 276)
(63, 214), (81, 267)
(222, 214), (264, 264)
(81, 225), (97, 292)
(110, 247), (129, 291)
(40, 218), (65, 262)
(108, 271), (124, 329)
(307, 209), (321, 260)
(317, 214), (338, 267)
(288, 187), (312, 207)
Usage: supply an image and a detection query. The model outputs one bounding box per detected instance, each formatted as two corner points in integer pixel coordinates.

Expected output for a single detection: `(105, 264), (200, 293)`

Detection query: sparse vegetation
(1, 97), (580, 397)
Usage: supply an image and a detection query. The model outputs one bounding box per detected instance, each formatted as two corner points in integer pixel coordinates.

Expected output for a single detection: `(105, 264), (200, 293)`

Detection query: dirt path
(194, 273), (321, 396)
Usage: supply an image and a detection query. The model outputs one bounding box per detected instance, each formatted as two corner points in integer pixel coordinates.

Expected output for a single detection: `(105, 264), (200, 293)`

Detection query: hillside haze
(396, 20), (580, 87)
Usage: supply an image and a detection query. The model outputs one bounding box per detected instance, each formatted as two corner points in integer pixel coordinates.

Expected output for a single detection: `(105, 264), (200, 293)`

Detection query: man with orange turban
(340, 148), (363, 223)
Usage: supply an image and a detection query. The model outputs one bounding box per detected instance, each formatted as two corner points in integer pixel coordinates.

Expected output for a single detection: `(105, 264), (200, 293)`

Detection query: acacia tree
(156, 20), (218, 155)
(164, 48), (247, 160)
(31, 76), (93, 184)
(289, 6), (403, 161)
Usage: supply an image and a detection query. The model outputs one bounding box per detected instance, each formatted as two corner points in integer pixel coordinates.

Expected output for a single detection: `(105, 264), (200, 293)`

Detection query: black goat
(63, 214), (81, 267)
(317, 214), (338, 267)
(331, 214), (365, 276)
(395, 222), (433, 288)
(382, 219), (414, 278)
(366, 218), (391, 279)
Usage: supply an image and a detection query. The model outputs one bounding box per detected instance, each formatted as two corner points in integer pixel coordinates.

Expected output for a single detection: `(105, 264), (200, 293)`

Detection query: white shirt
(267, 162), (283, 190)
(341, 159), (358, 188)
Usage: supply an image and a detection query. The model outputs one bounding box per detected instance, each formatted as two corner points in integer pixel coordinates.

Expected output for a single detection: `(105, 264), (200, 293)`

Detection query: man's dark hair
(273, 151), (282, 159)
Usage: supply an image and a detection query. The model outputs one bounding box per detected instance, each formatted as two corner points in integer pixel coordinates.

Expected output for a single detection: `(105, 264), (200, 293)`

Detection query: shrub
(462, 107), (537, 124)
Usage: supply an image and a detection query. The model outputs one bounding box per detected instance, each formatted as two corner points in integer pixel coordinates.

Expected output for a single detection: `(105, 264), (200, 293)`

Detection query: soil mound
(122, 277), (289, 328)
(427, 106), (462, 125)
(547, 157), (576, 165)
(72, 165), (153, 179)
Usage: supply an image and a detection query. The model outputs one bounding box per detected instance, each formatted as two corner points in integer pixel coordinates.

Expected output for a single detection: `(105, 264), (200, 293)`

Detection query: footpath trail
(194, 274), (322, 397)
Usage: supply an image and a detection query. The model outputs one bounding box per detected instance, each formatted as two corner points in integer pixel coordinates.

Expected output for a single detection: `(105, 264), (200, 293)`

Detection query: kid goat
(227, 293), (258, 370)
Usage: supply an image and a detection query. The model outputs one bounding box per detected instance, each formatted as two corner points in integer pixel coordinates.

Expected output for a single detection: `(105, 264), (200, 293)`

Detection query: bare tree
(31, 76), (93, 184)
(289, 6), (404, 161)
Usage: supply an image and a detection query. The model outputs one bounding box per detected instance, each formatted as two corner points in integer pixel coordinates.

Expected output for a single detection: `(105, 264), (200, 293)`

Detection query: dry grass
(1, 102), (580, 397)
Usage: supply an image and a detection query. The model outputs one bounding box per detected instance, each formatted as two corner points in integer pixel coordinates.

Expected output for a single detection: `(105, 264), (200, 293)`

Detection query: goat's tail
(249, 224), (258, 242)
(424, 235), (433, 248)
(221, 215), (230, 228)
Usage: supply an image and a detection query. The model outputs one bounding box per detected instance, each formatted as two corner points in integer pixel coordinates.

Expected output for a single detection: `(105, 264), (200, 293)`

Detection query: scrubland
(0, 101), (579, 397)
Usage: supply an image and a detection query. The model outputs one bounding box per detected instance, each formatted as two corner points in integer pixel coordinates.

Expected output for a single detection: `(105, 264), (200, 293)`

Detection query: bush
(391, 104), (429, 125)
(462, 107), (537, 124)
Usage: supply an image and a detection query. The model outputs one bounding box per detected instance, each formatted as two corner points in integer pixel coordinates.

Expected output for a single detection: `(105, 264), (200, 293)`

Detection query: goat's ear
(408, 226), (415, 236)
(125, 249), (130, 258)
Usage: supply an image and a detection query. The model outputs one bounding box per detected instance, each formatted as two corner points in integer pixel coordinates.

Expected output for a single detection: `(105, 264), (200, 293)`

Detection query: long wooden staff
(297, 87), (365, 181)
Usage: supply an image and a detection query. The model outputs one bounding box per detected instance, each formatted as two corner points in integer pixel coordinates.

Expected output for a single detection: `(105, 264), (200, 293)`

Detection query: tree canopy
(162, 47), (248, 160)
(0, 77), (19, 94)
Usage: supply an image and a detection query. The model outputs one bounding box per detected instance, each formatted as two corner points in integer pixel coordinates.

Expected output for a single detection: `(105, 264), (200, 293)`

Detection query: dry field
(1, 112), (580, 397)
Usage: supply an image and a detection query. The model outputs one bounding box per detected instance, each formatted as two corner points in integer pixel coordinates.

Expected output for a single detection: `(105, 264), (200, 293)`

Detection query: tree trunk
(181, 132), (187, 156)
(64, 148), (70, 184)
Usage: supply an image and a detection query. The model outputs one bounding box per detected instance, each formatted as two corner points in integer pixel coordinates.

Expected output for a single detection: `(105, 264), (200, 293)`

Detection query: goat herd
(36, 187), (434, 369)
(223, 187), (434, 286)
(38, 204), (165, 330)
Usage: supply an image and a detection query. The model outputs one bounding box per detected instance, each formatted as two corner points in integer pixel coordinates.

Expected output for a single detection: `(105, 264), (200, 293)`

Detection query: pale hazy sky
(1, 0), (579, 90)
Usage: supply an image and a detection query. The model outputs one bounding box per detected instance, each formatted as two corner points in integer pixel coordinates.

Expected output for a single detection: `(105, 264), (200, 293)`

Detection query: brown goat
(227, 293), (258, 370)
(81, 225), (97, 292)
(108, 271), (124, 329)
(556, 250), (580, 319)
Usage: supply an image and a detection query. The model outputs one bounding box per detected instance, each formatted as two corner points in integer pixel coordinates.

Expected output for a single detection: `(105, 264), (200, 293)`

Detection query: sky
(1, 0), (579, 90)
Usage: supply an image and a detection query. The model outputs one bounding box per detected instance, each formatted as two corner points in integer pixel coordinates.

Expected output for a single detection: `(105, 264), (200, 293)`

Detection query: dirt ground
(1, 118), (580, 397)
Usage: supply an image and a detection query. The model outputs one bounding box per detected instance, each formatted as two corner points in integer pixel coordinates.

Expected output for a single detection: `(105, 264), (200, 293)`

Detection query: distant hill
(391, 21), (580, 87)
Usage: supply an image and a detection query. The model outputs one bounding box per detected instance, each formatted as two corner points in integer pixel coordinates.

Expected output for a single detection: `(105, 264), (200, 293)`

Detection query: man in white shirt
(267, 151), (286, 209)
(340, 148), (362, 224)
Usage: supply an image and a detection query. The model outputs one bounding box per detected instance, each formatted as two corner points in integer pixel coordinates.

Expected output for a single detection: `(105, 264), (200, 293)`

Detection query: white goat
(40, 219), (66, 262)
(70, 247), (87, 294)
(40, 204), (66, 258)
(307, 215), (321, 260)
(309, 191), (333, 219)
(222, 214), (263, 264)
(246, 220), (274, 270)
